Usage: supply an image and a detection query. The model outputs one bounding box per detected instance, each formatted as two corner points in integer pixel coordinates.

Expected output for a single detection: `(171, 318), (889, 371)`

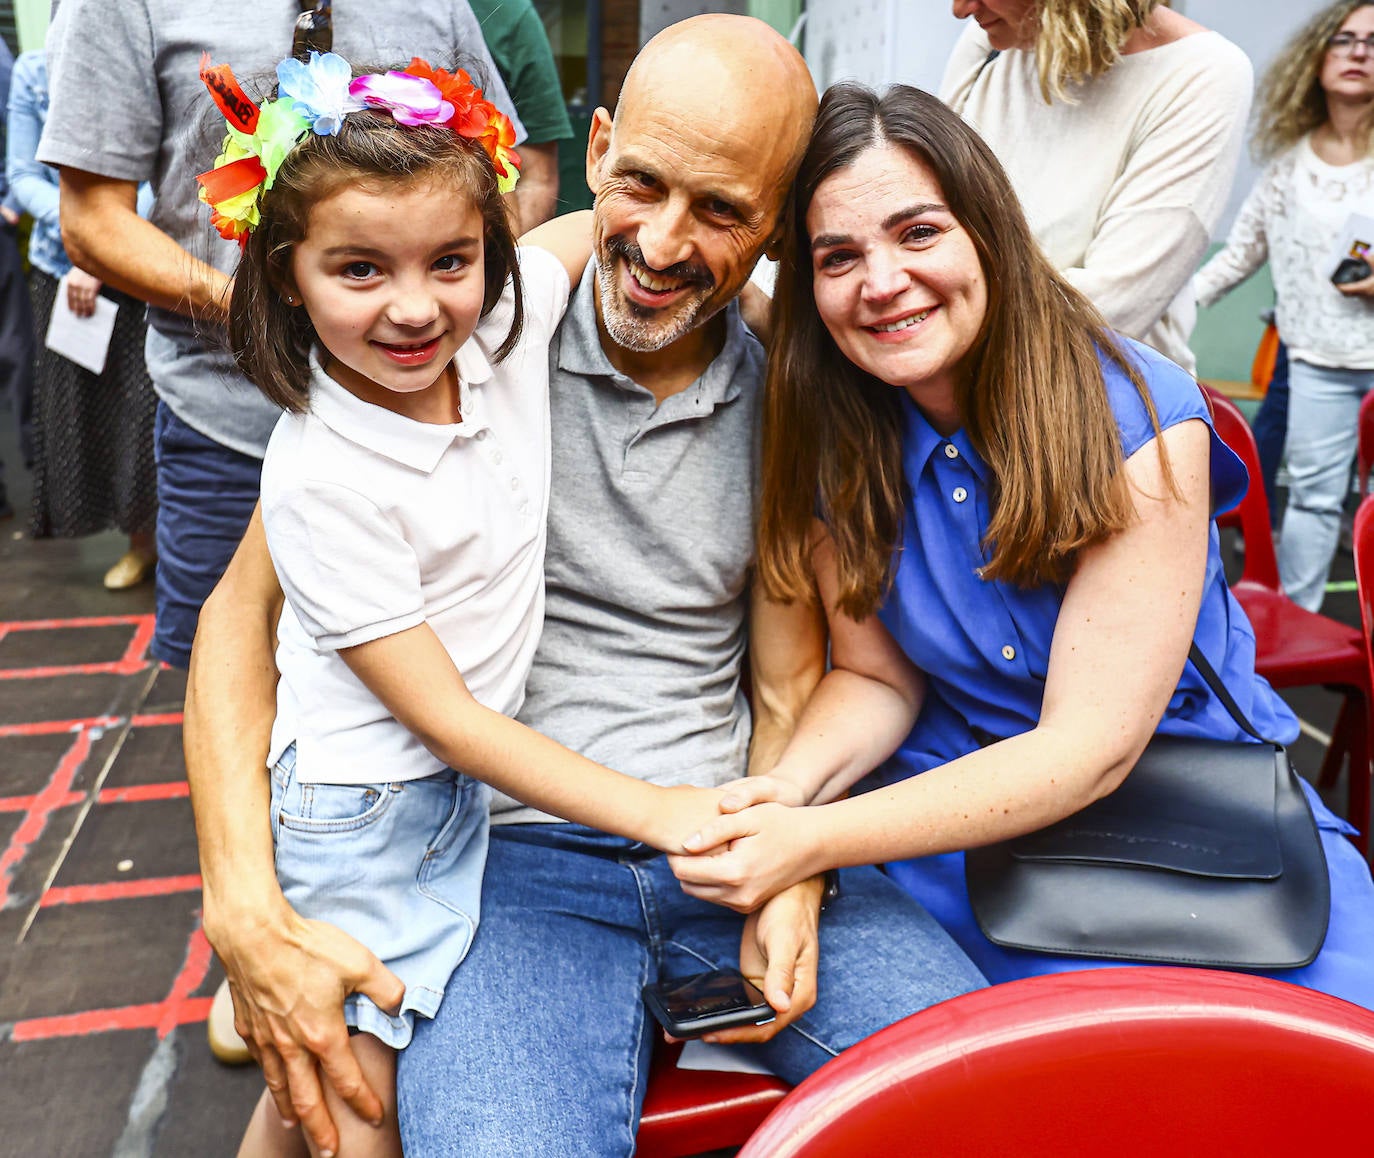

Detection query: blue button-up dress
(875, 337), (1374, 1007)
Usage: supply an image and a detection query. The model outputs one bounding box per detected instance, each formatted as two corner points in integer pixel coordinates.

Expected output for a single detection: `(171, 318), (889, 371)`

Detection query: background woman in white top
(942, 0), (1252, 373)
(1195, 1), (1374, 612)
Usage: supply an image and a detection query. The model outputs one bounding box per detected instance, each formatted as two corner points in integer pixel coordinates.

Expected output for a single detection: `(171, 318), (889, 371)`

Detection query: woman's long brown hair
(759, 83), (1170, 619)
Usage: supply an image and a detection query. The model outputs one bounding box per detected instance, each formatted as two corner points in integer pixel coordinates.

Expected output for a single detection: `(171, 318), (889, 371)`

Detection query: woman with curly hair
(942, 1), (1251, 374)
(1195, 1), (1374, 612)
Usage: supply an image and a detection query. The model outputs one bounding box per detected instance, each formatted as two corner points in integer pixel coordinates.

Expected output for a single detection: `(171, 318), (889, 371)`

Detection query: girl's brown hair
(229, 109), (523, 413)
(759, 82), (1168, 619)
(1253, 1), (1374, 160)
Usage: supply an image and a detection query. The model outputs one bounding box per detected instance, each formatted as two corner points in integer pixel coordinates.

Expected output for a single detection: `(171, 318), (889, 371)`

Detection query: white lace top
(1194, 135), (1374, 369)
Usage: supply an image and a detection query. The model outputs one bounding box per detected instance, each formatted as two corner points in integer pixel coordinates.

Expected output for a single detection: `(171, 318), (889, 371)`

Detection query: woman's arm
(5, 55), (61, 229)
(673, 418), (1212, 911)
(1193, 170), (1274, 310)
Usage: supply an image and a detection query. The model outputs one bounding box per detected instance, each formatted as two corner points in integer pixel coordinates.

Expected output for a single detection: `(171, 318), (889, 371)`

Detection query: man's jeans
(1277, 359), (1374, 611)
(398, 823), (986, 1157)
(151, 402), (262, 667)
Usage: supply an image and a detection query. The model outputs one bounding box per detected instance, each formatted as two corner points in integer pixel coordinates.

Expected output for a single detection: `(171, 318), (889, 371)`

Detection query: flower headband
(196, 51), (520, 247)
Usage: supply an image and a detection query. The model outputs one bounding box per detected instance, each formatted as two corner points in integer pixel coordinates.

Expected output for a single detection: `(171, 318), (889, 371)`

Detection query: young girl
(197, 51), (725, 1158)
(1194, 0), (1374, 611)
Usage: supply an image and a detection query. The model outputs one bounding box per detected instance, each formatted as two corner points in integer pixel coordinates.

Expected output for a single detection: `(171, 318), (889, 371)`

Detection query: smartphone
(642, 967), (776, 1038)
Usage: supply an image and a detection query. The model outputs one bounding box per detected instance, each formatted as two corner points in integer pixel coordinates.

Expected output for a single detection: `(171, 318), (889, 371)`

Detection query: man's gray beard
(595, 257), (715, 354)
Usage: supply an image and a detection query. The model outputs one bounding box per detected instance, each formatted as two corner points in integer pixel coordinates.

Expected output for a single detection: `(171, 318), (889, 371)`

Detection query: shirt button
(510, 478), (519, 490)
(1001, 645), (1016, 661)
(952, 487), (968, 503)
(944, 443), (959, 459)
(476, 430), (488, 441)
(492, 450), (503, 464)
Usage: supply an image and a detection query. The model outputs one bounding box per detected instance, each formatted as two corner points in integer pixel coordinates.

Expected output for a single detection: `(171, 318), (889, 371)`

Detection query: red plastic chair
(1204, 385), (1371, 853)
(737, 968), (1374, 1157)
(636, 1039), (790, 1158)
(1358, 390), (1374, 498)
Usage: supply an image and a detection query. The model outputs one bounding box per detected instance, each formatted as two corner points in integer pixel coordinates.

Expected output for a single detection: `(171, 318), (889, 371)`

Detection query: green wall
(1190, 244), (1275, 386)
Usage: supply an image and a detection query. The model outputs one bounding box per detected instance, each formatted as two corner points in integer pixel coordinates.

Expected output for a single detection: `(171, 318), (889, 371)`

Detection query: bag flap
(1007, 736), (1282, 879)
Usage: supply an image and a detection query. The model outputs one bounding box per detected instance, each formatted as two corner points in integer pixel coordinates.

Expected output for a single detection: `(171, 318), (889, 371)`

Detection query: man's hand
(211, 905), (405, 1157)
(698, 876), (823, 1045)
(0, 205), (18, 227)
(66, 267), (102, 317)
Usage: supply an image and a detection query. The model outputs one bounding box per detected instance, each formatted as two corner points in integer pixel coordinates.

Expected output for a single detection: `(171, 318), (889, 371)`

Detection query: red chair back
(1359, 390), (1374, 498)
(1203, 385), (1282, 591)
(738, 968), (1374, 1158)
(1354, 499), (1374, 701)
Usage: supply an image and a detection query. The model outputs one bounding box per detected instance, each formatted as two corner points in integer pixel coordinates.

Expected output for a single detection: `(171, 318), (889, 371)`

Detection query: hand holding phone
(642, 967), (776, 1039)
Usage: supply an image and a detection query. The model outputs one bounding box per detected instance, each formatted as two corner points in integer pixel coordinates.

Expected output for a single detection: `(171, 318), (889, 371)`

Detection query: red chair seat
(636, 1039), (790, 1158)
(1236, 581), (1367, 685)
(738, 968), (1374, 1158)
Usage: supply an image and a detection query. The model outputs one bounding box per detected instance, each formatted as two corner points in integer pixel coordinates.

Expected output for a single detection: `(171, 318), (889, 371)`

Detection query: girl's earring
(284, 294), (296, 306)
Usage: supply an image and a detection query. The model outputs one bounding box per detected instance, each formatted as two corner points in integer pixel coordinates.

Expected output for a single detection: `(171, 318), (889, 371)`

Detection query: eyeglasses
(1327, 31), (1374, 57)
(293, 0), (333, 60)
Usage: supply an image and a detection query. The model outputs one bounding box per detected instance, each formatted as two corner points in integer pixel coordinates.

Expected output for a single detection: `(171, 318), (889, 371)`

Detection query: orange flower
(403, 58), (485, 132)
(478, 108), (522, 193)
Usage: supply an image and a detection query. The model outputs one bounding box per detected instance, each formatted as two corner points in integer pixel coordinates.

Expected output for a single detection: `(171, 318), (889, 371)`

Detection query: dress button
(1001, 645), (1016, 661)
(510, 478), (519, 490)
(476, 430), (488, 441)
(944, 443), (959, 459)
(952, 487), (968, 503)
(493, 450), (503, 464)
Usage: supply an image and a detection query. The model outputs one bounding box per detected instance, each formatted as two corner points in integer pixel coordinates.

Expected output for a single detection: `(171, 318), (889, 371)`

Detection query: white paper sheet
(44, 273), (118, 375)
(675, 1039), (778, 1076)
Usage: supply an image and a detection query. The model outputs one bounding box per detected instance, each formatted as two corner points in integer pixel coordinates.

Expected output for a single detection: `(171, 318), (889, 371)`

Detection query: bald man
(185, 16), (985, 1157)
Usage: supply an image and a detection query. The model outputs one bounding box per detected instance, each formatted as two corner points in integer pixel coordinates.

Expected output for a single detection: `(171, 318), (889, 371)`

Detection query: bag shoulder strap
(1186, 643), (1275, 745)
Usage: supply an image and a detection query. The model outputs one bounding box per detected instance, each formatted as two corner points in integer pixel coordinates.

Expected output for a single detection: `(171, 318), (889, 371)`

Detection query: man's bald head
(616, 15), (818, 193)
(586, 16), (817, 359)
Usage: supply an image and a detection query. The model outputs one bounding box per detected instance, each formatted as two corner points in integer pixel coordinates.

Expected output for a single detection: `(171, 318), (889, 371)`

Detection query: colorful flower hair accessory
(196, 51), (520, 247)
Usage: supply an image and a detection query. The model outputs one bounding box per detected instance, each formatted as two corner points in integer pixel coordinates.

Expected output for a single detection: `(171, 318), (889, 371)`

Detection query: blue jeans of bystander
(1278, 359), (1374, 611)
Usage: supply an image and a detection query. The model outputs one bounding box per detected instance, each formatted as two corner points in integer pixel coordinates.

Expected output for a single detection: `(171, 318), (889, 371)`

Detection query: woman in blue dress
(672, 82), (1374, 1007)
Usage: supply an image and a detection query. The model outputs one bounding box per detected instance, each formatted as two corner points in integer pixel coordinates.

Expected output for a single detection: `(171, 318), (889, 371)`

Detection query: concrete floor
(0, 396), (1367, 1156)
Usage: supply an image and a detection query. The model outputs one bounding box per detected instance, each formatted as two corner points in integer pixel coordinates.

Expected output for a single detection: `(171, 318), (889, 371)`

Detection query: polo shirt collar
(556, 258), (750, 409)
(898, 389), (989, 483)
(306, 344), (492, 475)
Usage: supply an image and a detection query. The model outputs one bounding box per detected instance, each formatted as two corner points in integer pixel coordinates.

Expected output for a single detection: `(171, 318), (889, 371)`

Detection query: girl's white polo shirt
(261, 248), (571, 785)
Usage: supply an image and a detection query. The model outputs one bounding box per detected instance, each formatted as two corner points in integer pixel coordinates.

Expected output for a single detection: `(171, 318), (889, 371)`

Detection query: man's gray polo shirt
(494, 262), (766, 824)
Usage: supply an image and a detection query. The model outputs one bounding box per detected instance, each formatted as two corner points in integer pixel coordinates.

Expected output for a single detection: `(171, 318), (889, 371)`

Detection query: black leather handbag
(964, 645), (1330, 970)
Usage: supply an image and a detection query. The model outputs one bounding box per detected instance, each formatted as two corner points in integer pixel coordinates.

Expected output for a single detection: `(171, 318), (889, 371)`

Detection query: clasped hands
(667, 774), (824, 914)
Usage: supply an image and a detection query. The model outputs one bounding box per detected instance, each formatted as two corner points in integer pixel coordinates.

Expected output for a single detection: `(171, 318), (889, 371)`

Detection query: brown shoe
(103, 549), (156, 591)
(208, 978), (254, 1066)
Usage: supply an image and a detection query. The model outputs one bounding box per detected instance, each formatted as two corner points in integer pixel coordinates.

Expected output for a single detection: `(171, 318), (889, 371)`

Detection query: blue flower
(276, 51), (364, 136)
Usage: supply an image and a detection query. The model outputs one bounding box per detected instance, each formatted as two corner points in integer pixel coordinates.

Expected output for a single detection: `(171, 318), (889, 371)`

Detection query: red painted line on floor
(10, 997), (214, 1042)
(40, 874), (202, 907)
(0, 615), (151, 632)
(158, 929), (215, 1039)
(0, 614), (157, 680)
(130, 712), (183, 728)
(10, 927), (217, 1042)
(0, 716), (118, 738)
(0, 661), (143, 681)
(98, 781), (189, 805)
(117, 616), (157, 671)
(0, 780), (186, 815)
(0, 729), (95, 909)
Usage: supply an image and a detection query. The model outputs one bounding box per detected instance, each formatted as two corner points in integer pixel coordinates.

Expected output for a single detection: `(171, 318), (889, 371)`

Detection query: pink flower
(348, 71), (454, 127)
